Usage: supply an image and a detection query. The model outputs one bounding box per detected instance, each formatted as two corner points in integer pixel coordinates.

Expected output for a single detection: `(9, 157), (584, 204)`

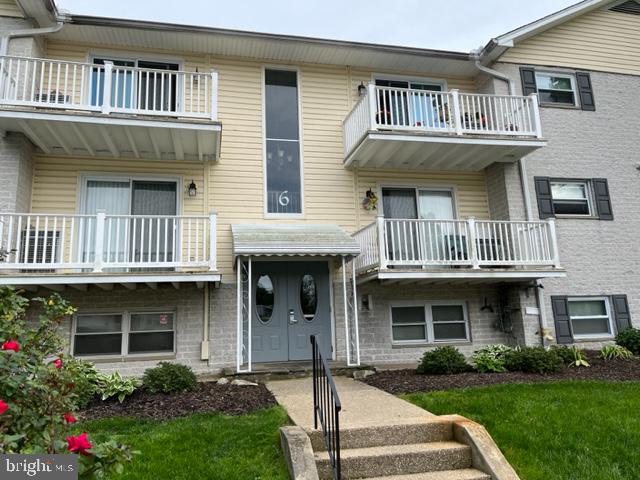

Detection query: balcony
(353, 217), (564, 284)
(0, 212), (220, 288)
(343, 85), (546, 170)
(0, 56), (221, 161)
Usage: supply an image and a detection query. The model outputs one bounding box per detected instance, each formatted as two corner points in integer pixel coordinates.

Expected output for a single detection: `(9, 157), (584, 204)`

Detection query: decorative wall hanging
(362, 188), (378, 211)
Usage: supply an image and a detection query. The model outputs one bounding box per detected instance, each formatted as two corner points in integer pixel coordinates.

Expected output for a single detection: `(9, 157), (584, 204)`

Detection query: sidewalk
(267, 376), (434, 430)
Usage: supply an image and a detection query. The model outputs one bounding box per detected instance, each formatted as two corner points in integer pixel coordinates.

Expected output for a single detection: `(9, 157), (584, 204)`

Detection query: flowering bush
(0, 286), (136, 477)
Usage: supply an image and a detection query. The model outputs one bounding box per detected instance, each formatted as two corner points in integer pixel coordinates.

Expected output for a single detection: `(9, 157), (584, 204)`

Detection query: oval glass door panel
(300, 274), (318, 321)
(256, 275), (274, 324)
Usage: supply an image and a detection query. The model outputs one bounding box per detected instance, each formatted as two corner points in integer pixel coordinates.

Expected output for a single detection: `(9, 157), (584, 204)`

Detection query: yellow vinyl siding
(500, 9), (640, 75)
(355, 170), (490, 229)
(0, 0), (22, 17)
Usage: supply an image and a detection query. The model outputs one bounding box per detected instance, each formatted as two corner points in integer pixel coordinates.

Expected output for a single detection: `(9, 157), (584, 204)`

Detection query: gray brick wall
(487, 62), (640, 345)
(0, 132), (34, 213)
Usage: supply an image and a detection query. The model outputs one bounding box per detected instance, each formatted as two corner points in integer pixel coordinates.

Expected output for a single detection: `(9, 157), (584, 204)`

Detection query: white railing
(0, 212), (217, 272)
(343, 84), (542, 157)
(0, 56), (218, 120)
(352, 217), (560, 272)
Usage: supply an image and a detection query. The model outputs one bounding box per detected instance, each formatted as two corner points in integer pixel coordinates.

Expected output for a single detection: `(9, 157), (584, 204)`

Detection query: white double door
(382, 187), (457, 263)
(81, 178), (178, 265)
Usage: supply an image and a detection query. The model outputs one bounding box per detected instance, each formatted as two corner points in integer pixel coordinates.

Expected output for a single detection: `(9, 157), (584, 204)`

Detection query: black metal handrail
(311, 334), (341, 480)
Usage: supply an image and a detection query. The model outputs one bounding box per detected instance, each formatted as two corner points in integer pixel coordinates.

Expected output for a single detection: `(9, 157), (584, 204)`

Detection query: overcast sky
(55, 0), (578, 52)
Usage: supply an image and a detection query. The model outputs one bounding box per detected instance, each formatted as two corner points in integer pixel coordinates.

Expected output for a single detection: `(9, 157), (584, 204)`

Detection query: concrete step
(315, 441), (472, 480)
(365, 468), (491, 480)
(309, 421), (452, 451)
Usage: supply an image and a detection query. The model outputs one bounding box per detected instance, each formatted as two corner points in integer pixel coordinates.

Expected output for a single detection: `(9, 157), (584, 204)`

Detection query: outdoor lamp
(357, 82), (367, 97)
(188, 180), (197, 197)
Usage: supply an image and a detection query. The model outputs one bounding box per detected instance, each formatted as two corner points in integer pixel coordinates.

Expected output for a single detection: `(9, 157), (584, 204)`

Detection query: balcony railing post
(376, 214), (388, 270)
(530, 93), (542, 138)
(367, 83), (377, 130)
(451, 89), (463, 135)
(210, 69), (218, 121)
(93, 212), (106, 272)
(467, 217), (480, 269)
(547, 218), (561, 268)
(101, 61), (113, 115)
(208, 210), (217, 271)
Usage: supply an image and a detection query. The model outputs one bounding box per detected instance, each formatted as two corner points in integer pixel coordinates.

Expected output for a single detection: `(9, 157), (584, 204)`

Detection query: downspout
(0, 21), (64, 56)
(471, 50), (546, 345)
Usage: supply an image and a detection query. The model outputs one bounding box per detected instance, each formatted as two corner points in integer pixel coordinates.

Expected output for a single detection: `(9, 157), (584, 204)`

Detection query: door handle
(289, 309), (298, 324)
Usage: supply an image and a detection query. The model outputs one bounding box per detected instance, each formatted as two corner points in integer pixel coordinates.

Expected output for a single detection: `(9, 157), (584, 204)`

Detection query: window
(73, 310), (175, 357)
(550, 181), (592, 215)
(264, 69), (302, 215)
(568, 298), (613, 339)
(255, 274), (275, 324)
(391, 302), (469, 344)
(299, 274), (317, 321)
(535, 72), (577, 106)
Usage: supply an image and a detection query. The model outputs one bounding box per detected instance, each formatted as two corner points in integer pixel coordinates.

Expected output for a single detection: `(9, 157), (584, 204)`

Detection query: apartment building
(0, 0), (635, 374)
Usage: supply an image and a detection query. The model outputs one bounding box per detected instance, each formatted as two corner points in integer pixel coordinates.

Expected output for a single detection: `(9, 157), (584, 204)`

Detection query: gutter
(0, 20), (63, 56)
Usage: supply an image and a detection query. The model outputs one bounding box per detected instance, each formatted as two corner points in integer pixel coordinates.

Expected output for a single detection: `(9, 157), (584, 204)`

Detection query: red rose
(53, 358), (62, 369)
(0, 400), (8, 414)
(66, 432), (92, 456)
(2, 340), (19, 352)
(63, 412), (77, 423)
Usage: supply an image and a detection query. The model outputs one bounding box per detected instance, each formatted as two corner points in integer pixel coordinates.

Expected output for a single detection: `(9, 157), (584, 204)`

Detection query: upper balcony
(352, 217), (564, 284)
(343, 84), (546, 170)
(0, 56), (221, 161)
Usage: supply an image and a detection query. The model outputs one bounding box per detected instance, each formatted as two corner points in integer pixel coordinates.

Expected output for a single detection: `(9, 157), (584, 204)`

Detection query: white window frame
(535, 71), (578, 107)
(262, 65), (305, 219)
(71, 309), (177, 360)
(568, 297), (615, 340)
(390, 301), (470, 345)
(378, 183), (460, 220)
(550, 179), (594, 217)
(371, 73), (448, 92)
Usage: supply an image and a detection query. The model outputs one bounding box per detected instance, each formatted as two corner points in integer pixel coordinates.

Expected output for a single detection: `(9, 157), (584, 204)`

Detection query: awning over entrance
(231, 224), (360, 258)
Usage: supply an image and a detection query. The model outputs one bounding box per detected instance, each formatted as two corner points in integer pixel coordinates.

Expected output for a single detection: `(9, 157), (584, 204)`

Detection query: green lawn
(403, 381), (640, 480)
(79, 406), (290, 480)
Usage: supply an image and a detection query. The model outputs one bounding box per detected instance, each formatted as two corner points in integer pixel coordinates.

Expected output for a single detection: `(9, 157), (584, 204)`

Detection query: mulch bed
(363, 352), (640, 395)
(81, 382), (278, 422)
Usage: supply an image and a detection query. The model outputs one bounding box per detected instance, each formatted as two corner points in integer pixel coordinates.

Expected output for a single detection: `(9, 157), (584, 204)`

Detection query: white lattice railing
(0, 55), (218, 120)
(343, 84), (542, 157)
(0, 212), (217, 272)
(353, 217), (560, 272)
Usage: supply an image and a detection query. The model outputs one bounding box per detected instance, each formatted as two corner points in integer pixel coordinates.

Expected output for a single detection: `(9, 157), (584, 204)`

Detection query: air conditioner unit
(19, 230), (60, 271)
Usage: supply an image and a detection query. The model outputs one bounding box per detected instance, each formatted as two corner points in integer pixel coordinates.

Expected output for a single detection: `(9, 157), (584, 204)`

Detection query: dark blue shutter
(534, 177), (555, 219)
(575, 72), (595, 111)
(592, 178), (613, 220)
(551, 296), (573, 344)
(612, 295), (632, 332)
(519, 67), (537, 96)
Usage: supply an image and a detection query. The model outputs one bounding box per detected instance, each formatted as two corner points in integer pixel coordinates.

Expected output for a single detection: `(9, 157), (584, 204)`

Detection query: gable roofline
(480, 0), (618, 63)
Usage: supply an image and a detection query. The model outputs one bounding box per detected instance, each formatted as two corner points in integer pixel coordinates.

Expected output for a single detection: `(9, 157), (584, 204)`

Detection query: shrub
(471, 344), (513, 373)
(601, 344), (634, 361)
(417, 346), (470, 375)
(143, 362), (198, 394)
(551, 345), (589, 367)
(65, 358), (100, 408)
(504, 346), (564, 374)
(616, 328), (640, 356)
(96, 372), (140, 402)
(0, 287), (135, 476)
(550, 345), (575, 365)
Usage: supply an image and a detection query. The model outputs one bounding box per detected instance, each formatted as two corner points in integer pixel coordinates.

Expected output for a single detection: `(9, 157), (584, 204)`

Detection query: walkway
(267, 376), (434, 430)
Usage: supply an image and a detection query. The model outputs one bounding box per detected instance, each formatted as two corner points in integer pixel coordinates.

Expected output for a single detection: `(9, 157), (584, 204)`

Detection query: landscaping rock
(216, 377), (229, 385)
(231, 379), (258, 386)
(352, 369), (376, 380)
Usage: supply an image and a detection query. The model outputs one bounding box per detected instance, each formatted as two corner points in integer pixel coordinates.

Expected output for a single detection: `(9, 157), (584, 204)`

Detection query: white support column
(92, 211), (105, 273)
(467, 217), (480, 269)
(376, 214), (388, 270)
(342, 256), (351, 366)
(547, 218), (561, 268)
(210, 69), (218, 121)
(101, 61), (113, 115)
(236, 256), (242, 372)
(351, 258), (360, 366)
(247, 256), (252, 372)
(208, 210), (217, 271)
(531, 93), (542, 138)
(367, 83), (377, 130)
(451, 89), (463, 135)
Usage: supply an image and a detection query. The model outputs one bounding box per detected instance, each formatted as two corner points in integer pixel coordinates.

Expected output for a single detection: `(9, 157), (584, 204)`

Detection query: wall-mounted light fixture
(188, 180), (197, 197)
(357, 82), (367, 97)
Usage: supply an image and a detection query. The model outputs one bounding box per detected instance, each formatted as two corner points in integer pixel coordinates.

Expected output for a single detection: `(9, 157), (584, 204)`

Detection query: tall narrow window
(265, 69), (302, 214)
